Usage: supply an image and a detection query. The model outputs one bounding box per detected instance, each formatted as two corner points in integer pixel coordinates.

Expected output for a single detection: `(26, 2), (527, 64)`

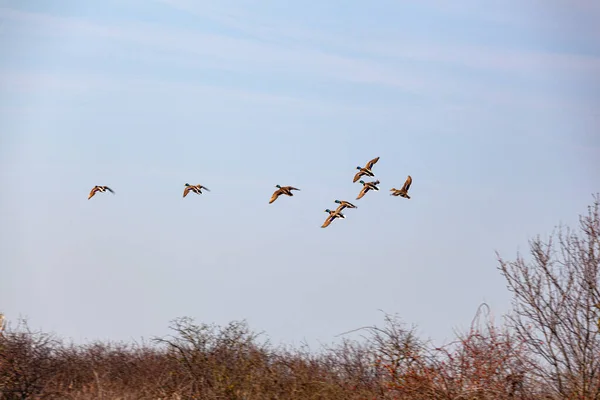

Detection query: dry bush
(152, 317), (273, 399)
(350, 308), (538, 400)
(426, 304), (537, 400)
(0, 312), (576, 400)
(498, 193), (600, 399)
(335, 312), (437, 399)
(152, 317), (379, 399)
(0, 318), (63, 399)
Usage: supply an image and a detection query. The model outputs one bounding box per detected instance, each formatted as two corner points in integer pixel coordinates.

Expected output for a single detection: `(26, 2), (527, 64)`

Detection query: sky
(0, 0), (599, 349)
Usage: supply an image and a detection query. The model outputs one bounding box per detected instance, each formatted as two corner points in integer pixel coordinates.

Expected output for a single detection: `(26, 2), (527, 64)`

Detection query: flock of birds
(87, 156), (414, 229)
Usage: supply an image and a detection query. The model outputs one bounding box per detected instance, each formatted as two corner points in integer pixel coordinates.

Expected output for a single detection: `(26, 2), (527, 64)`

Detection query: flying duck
(390, 175), (412, 199)
(88, 185), (115, 200)
(353, 156), (380, 183)
(269, 185), (300, 204)
(356, 180), (380, 200)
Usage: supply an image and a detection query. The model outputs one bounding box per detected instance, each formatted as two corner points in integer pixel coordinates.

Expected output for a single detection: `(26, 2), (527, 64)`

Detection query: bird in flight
(269, 185), (300, 204)
(88, 185), (114, 200)
(183, 183), (210, 198)
(390, 175), (412, 199)
(353, 156), (380, 183)
(321, 208), (345, 228)
(333, 199), (357, 212)
(356, 180), (380, 200)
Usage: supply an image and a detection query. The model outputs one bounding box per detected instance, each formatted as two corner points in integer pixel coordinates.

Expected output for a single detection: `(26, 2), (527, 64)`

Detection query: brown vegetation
(1, 194), (598, 399)
(497, 193), (600, 399)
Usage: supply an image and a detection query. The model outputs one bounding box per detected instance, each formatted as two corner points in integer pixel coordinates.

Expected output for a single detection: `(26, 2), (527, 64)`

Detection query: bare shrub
(427, 304), (536, 400)
(0, 318), (61, 399)
(498, 193), (600, 399)
(336, 311), (436, 399)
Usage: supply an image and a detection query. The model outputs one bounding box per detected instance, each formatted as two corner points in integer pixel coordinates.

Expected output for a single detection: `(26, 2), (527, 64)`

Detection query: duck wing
(365, 156), (380, 170)
(353, 170), (364, 183)
(401, 175), (412, 192)
(321, 216), (334, 228)
(356, 186), (369, 200)
(269, 188), (283, 204)
(88, 186), (99, 200)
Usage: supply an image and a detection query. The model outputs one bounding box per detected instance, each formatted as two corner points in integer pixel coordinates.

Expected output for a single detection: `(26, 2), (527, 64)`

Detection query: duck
(321, 208), (345, 228)
(334, 199), (357, 212)
(183, 183), (210, 198)
(88, 185), (115, 200)
(353, 156), (380, 183)
(269, 185), (300, 204)
(356, 180), (380, 200)
(390, 175), (412, 199)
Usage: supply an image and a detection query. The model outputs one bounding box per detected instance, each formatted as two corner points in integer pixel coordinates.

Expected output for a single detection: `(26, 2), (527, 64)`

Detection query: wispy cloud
(405, 0), (600, 38)
(1, 5), (599, 114)
(155, 0), (600, 77)
(0, 68), (394, 117)
(150, 1), (600, 113)
(0, 7), (431, 95)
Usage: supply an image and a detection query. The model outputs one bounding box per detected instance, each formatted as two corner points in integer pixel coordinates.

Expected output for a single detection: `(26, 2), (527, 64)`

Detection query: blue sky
(1, 0), (599, 348)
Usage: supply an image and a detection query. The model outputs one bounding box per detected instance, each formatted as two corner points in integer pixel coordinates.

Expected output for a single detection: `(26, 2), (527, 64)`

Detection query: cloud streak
(0, 68), (396, 117)
(154, 0), (600, 77)
(5, 5), (600, 79)
(1, 6), (599, 114)
(0, 7), (429, 94)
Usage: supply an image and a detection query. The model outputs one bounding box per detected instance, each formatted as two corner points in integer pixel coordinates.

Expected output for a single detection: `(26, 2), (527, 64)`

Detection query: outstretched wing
(401, 175), (412, 192)
(321, 215), (335, 228)
(200, 185), (211, 192)
(88, 186), (98, 200)
(365, 156), (380, 170)
(353, 170), (364, 183)
(344, 201), (357, 208)
(284, 186), (300, 191)
(104, 186), (115, 194)
(269, 189), (283, 204)
(183, 186), (191, 198)
(356, 187), (368, 200)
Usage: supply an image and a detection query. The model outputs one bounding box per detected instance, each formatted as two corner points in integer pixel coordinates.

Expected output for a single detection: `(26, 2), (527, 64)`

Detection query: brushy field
(2, 195), (598, 400)
(0, 313), (542, 400)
